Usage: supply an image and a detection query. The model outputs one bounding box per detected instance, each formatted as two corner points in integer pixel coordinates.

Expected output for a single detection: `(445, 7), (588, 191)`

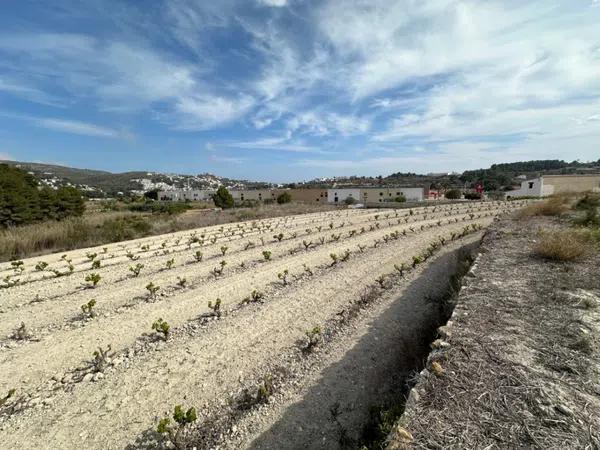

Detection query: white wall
(158, 190), (214, 201)
(327, 188), (361, 203)
(506, 178), (543, 198)
(396, 187), (424, 202)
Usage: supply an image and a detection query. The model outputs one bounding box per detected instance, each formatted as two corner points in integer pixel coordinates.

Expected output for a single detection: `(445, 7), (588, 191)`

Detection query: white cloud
(226, 136), (323, 153)
(1, 0), (599, 172)
(257, 0), (288, 7)
(209, 154), (246, 164)
(0, 32), (253, 131)
(287, 111), (371, 136)
(170, 94), (255, 130)
(35, 118), (123, 137)
(0, 111), (125, 138)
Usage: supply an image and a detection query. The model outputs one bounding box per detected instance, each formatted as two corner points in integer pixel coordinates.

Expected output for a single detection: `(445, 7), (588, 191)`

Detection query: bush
(157, 405), (197, 449)
(445, 189), (462, 199)
(100, 215), (152, 241)
(277, 192), (292, 204)
(394, 194), (406, 203)
(344, 196), (356, 205)
(152, 318), (170, 340)
(212, 186), (234, 209)
(126, 201), (189, 215)
(533, 231), (588, 261)
(575, 193), (600, 210)
(464, 192), (482, 200)
(518, 198), (568, 218)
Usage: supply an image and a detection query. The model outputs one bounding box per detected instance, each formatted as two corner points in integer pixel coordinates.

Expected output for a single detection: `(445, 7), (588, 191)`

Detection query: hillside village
(3, 159), (599, 202)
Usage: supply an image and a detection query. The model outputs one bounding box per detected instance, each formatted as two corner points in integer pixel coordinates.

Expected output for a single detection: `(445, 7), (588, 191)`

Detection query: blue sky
(0, 0), (599, 182)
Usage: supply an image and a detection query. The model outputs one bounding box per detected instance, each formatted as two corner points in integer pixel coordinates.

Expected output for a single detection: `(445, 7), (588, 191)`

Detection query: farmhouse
(230, 189), (277, 202)
(360, 187), (425, 203)
(507, 174), (600, 198)
(327, 188), (361, 204)
(158, 189), (215, 201)
(284, 188), (328, 203)
(159, 186), (426, 204)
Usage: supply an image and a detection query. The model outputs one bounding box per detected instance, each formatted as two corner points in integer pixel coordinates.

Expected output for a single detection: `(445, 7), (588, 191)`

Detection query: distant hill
(2, 158), (599, 196)
(460, 159), (600, 191)
(297, 159), (600, 191)
(0, 161), (270, 197)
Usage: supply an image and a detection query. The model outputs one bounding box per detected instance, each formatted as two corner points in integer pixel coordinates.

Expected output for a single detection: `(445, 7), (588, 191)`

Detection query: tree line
(0, 164), (85, 227)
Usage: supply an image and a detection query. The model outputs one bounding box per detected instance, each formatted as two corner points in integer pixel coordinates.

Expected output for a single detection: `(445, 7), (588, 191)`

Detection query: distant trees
(277, 192), (292, 204)
(143, 189), (159, 201)
(212, 186), (234, 209)
(445, 189), (462, 200)
(0, 164), (85, 227)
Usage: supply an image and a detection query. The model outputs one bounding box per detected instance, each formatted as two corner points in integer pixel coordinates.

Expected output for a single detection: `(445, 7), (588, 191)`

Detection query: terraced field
(0, 201), (527, 449)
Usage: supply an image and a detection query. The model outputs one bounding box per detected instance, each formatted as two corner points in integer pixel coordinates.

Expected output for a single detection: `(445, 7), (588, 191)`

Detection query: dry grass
(518, 197), (569, 219)
(533, 230), (588, 262)
(0, 203), (336, 262)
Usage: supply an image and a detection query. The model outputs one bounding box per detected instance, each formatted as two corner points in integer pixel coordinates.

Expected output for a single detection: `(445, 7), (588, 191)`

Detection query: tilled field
(0, 201), (527, 449)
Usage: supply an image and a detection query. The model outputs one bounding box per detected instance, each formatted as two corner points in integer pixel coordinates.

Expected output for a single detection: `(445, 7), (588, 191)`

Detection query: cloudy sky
(0, 0), (599, 181)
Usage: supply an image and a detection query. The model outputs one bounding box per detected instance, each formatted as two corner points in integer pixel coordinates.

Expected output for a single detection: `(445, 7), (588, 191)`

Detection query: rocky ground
(387, 215), (600, 450)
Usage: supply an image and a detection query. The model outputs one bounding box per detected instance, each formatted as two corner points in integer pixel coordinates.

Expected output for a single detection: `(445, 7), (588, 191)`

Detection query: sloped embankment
(386, 216), (600, 449)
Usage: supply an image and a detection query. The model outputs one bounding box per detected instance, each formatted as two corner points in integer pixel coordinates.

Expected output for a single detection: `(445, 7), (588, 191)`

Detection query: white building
(326, 187), (425, 203)
(327, 188), (361, 204)
(158, 189), (215, 201)
(507, 174), (600, 198)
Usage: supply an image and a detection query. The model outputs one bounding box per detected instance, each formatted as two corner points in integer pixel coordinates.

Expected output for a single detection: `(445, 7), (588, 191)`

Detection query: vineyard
(0, 201), (528, 449)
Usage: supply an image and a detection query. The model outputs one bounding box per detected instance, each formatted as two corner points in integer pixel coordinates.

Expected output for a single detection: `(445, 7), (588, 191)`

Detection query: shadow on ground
(248, 243), (478, 450)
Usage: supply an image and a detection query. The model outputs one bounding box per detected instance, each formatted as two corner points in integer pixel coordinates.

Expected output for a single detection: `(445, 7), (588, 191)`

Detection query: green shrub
(129, 263), (144, 277)
(35, 261), (48, 271)
(212, 186), (234, 209)
(208, 298), (222, 317)
(81, 299), (97, 318)
(85, 273), (101, 288)
(152, 318), (170, 340)
(304, 326), (321, 352)
(126, 201), (190, 215)
(445, 189), (462, 199)
(157, 405), (197, 449)
(91, 345), (113, 372)
(277, 192), (292, 204)
(262, 250), (272, 261)
(278, 269), (289, 285)
(574, 193), (600, 210)
(100, 215), (152, 242)
(464, 192), (482, 200)
(146, 282), (160, 300)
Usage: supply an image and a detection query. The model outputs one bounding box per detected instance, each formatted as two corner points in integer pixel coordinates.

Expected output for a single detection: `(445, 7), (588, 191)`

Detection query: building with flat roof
(158, 189), (214, 201)
(507, 174), (600, 198)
